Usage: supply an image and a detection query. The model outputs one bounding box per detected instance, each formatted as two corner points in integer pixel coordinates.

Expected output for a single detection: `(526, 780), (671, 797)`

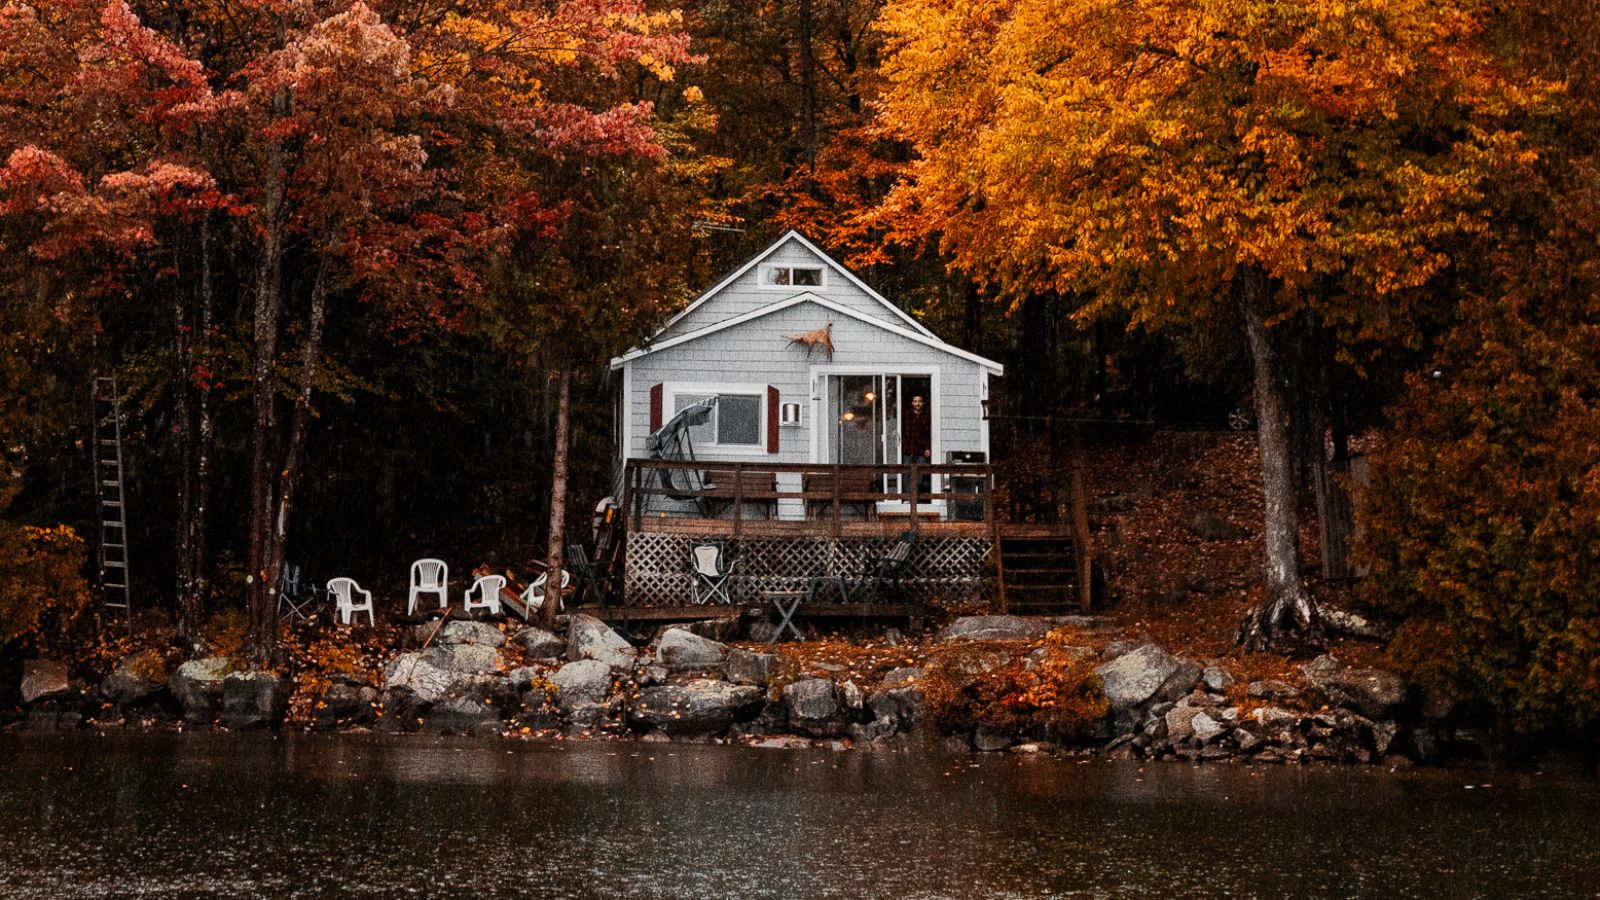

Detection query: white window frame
(665, 382), (769, 455)
(758, 263), (827, 290)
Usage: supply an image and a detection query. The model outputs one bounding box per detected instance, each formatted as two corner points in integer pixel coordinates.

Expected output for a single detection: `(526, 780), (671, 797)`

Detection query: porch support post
(733, 461), (745, 541)
(909, 463), (920, 535)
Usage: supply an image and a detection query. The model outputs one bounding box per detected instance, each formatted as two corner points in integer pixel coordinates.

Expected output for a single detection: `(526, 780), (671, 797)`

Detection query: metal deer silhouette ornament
(786, 322), (835, 360)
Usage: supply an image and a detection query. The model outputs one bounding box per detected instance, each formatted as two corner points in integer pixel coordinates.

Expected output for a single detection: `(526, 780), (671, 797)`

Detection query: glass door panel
(831, 375), (881, 465)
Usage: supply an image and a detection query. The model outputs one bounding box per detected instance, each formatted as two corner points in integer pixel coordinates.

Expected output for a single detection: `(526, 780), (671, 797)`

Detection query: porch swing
(645, 398), (717, 516)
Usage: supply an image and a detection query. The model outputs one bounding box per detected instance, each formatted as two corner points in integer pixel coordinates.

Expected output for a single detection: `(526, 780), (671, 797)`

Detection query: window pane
(792, 267), (822, 286)
(767, 266), (790, 285)
(717, 394), (761, 445)
(673, 393), (715, 446)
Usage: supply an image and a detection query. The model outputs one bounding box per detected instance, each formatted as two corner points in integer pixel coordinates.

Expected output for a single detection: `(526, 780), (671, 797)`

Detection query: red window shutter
(767, 385), (780, 453)
(649, 383), (663, 432)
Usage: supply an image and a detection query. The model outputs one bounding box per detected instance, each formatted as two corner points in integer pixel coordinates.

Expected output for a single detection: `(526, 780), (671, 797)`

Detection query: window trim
(758, 263), (827, 290)
(664, 382), (770, 454)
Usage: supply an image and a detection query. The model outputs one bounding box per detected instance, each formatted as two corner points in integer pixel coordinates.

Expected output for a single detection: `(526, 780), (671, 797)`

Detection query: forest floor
(777, 428), (1389, 692)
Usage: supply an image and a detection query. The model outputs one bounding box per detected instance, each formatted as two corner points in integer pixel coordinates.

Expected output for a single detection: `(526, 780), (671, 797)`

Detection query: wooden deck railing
(621, 458), (997, 539)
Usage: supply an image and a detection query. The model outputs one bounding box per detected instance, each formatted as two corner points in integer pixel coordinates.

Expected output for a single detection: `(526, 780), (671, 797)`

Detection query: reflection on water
(1, 732), (1597, 899)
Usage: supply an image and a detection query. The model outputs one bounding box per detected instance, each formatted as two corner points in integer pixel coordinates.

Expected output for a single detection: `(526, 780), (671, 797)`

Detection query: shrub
(0, 522), (91, 651)
(1360, 299), (1600, 732)
(923, 631), (1108, 738)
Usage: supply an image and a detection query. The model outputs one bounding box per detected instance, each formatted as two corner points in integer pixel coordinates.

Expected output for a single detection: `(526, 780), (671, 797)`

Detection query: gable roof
(609, 291), (1005, 374)
(647, 230), (938, 342)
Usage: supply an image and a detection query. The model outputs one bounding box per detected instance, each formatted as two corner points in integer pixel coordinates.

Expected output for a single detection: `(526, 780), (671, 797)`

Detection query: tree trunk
(538, 366), (571, 628)
(173, 229), (197, 649)
(262, 259), (330, 618)
(244, 117), (287, 668)
(1236, 267), (1322, 651)
(191, 214), (216, 647)
(173, 215), (215, 653)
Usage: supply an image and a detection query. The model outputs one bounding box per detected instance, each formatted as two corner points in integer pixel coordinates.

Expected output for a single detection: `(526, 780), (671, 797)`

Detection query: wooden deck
(614, 459), (1089, 614)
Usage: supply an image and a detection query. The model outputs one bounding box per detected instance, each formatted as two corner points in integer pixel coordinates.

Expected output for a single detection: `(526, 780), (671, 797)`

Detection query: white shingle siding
(652, 236), (915, 343)
(625, 299), (991, 464)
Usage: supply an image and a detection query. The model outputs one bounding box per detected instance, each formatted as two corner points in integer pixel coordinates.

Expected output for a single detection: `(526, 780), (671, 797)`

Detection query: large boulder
(654, 628), (728, 671)
(870, 685), (925, 731)
(170, 657), (232, 724)
(783, 678), (844, 737)
(1301, 657), (1409, 719)
(422, 643), (502, 675)
(425, 694), (504, 736)
(437, 620), (505, 649)
(21, 659), (70, 705)
(385, 653), (467, 705)
(626, 680), (762, 736)
(939, 615), (1051, 642)
(1094, 643), (1180, 711)
(510, 627), (565, 660)
(101, 650), (168, 706)
(1154, 659), (1204, 704)
(722, 648), (776, 687)
(219, 671), (289, 730)
(550, 660), (614, 711)
(313, 682), (379, 729)
(567, 615), (637, 672)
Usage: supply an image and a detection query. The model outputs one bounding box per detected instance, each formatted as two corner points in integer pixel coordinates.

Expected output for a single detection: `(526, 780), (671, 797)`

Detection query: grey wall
(623, 298), (990, 467)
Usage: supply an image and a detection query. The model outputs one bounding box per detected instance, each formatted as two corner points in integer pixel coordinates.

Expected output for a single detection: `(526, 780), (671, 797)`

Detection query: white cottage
(610, 230), (1003, 518)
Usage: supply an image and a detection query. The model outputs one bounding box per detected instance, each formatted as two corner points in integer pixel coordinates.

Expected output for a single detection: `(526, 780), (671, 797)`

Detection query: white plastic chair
(464, 574), (506, 616)
(408, 558), (448, 614)
(327, 577), (374, 626)
(520, 569), (570, 615)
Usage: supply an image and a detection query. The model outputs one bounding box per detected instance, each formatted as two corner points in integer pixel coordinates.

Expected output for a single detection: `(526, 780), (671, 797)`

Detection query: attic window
(762, 264), (824, 288)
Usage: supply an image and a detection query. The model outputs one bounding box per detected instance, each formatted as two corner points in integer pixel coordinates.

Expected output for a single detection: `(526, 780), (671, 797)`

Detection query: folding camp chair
(565, 540), (609, 608)
(689, 542), (736, 605)
(277, 562), (317, 620)
(327, 577), (374, 626)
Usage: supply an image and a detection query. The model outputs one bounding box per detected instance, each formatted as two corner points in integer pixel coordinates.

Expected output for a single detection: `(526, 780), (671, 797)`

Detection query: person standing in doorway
(903, 394), (932, 464)
(903, 394), (933, 497)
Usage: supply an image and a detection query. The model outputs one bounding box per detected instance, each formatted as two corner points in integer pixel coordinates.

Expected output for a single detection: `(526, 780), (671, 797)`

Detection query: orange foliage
(923, 631), (1108, 738)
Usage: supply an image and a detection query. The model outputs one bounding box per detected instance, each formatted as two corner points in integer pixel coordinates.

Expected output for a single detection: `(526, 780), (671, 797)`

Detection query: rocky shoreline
(6, 614), (1492, 767)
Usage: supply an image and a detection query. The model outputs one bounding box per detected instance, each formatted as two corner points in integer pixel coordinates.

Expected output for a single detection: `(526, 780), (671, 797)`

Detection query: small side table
(765, 590), (809, 643)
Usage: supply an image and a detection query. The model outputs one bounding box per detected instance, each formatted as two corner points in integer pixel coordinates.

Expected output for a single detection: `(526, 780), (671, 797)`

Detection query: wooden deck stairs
(998, 534), (1082, 615)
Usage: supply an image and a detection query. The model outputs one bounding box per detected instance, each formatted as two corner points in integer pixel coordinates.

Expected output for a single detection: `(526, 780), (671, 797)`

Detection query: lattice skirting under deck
(624, 532), (994, 609)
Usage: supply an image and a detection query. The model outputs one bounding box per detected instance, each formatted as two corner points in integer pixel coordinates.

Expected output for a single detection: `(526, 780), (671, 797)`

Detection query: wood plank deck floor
(580, 603), (920, 622)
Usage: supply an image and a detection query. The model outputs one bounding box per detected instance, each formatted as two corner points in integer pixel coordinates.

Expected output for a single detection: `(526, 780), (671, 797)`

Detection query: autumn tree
(1358, 0), (1600, 732)
(874, 0), (1548, 650)
(0, 1), (696, 664)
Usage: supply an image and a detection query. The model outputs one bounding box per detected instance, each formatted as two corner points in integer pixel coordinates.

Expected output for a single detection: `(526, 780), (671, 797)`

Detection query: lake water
(1, 732), (1596, 898)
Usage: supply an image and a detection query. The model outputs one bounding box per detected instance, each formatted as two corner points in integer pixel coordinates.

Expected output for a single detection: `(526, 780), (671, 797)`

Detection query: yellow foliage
(0, 522), (91, 650)
(874, 0), (1553, 330)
